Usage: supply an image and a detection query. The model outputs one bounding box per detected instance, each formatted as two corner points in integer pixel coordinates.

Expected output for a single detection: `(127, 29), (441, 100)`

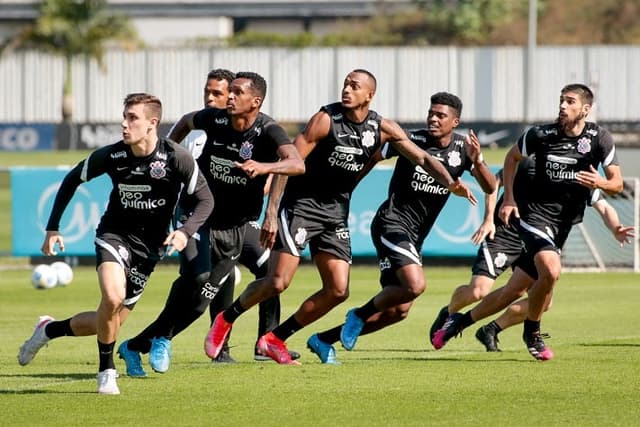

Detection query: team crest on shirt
(294, 227), (307, 246)
(239, 141), (253, 160)
(149, 161), (167, 179)
(494, 252), (507, 268)
(362, 130), (375, 148)
(447, 151), (462, 167)
(118, 245), (129, 262)
(577, 137), (592, 154)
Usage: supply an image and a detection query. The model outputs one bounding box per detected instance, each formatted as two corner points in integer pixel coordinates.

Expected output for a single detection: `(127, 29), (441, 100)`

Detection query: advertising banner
(0, 124), (55, 151)
(11, 167), (109, 256)
(11, 166), (494, 258)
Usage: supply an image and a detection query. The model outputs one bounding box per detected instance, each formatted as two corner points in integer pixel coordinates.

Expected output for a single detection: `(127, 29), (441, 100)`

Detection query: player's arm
(592, 198), (635, 246)
(471, 170), (502, 245)
(167, 110), (199, 143)
(382, 118), (476, 205)
(165, 156), (214, 255)
(466, 129), (497, 194)
(576, 164), (623, 196)
(499, 144), (523, 226)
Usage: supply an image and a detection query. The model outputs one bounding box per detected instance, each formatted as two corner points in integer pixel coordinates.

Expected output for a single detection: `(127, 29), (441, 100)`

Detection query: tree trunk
(61, 55), (73, 123)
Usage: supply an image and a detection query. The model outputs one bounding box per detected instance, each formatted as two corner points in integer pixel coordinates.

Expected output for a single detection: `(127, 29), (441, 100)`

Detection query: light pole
(524, 0), (537, 122)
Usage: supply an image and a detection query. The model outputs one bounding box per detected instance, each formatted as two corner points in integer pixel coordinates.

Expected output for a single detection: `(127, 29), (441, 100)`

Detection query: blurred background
(1, 0), (638, 269)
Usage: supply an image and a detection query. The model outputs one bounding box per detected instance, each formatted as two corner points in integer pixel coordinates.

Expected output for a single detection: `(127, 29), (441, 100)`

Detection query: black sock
(127, 336), (152, 354)
(487, 320), (502, 333)
(223, 300), (247, 323)
(355, 299), (378, 321)
(98, 340), (116, 371)
(271, 316), (303, 341)
(44, 318), (75, 339)
(317, 326), (342, 345)
(523, 319), (540, 336)
(460, 311), (475, 329)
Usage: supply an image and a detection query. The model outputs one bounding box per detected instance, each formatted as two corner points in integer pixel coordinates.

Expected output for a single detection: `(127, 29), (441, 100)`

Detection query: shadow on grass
(347, 348), (526, 363)
(0, 372), (110, 394)
(579, 342), (640, 347)
(0, 373), (96, 395)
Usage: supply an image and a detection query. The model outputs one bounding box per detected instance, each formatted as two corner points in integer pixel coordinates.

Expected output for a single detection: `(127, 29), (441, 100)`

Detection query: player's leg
(430, 227), (519, 343)
(340, 227), (425, 350)
(208, 270), (236, 363)
(95, 260), (127, 395)
(206, 249), (299, 361)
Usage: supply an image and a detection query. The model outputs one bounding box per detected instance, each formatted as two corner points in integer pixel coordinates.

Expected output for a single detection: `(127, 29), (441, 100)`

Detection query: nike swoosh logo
(213, 142), (224, 146)
(231, 254), (240, 260)
(337, 133), (351, 138)
(116, 166), (128, 171)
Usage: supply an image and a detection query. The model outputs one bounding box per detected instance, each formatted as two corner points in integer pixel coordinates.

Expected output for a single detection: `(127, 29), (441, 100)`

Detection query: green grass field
(1, 264), (639, 426)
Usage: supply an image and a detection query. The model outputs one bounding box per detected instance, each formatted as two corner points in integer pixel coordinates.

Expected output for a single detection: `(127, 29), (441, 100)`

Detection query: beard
(556, 111), (586, 132)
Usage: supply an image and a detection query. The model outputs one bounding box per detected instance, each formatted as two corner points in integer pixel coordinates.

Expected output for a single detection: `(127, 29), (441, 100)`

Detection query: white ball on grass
(50, 261), (74, 286)
(31, 264), (58, 289)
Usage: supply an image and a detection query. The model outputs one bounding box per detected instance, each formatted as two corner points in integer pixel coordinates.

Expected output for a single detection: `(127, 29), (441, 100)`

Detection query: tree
(1, 0), (141, 122)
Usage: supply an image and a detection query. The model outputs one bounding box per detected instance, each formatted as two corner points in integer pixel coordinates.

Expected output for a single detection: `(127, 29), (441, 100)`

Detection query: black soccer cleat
(523, 330), (554, 361)
(475, 324), (501, 352)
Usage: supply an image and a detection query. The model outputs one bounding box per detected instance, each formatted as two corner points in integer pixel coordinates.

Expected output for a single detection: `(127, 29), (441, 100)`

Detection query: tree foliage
(1, 0), (141, 122)
(226, 0), (640, 47)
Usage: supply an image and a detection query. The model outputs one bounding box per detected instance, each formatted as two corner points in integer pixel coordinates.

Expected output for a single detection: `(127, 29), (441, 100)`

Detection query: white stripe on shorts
(380, 235), (422, 265)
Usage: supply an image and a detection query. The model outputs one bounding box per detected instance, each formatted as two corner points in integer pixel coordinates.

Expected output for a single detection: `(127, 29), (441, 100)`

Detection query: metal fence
(1, 45), (638, 124)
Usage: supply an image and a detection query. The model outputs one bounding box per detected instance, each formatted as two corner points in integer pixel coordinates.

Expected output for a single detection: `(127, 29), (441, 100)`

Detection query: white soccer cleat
(17, 315), (54, 366)
(97, 369), (120, 395)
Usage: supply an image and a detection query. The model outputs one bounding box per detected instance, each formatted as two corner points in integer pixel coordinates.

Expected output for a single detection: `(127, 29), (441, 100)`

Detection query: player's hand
(448, 178), (477, 205)
(471, 221), (496, 245)
(235, 160), (267, 179)
(260, 214), (278, 249)
(164, 229), (188, 256)
(576, 165), (602, 190)
(614, 225), (635, 247)
(499, 201), (519, 227)
(41, 231), (64, 256)
(464, 129), (482, 163)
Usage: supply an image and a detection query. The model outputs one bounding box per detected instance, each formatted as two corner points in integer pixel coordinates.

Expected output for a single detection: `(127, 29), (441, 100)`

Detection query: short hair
(351, 68), (377, 93)
(561, 83), (594, 105)
(430, 92), (463, 118)
(235, 71), (267, 102)
(124, 93), (162, 122)
(207, 68), (235, 86)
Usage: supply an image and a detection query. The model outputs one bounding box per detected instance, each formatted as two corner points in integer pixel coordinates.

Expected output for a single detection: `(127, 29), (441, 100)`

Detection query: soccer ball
(51, 261), (74, 286)
(31, 264), (58, 289)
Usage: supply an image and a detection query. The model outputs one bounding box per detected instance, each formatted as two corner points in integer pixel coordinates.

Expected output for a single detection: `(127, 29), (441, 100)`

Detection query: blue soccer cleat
(149, 337), (172, 373)
(340, 308), (365, 351)
(117, 340), (147, 378)
(307, 334), (339, 364)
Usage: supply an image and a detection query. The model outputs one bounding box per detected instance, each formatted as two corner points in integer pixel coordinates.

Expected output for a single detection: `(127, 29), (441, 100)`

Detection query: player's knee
(394, 307), (411, 322)
(100, 295), (122, 314)
(325, 286), (349, 303)
(270, 275), (290, 294)
(405, 284), (425, 301)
